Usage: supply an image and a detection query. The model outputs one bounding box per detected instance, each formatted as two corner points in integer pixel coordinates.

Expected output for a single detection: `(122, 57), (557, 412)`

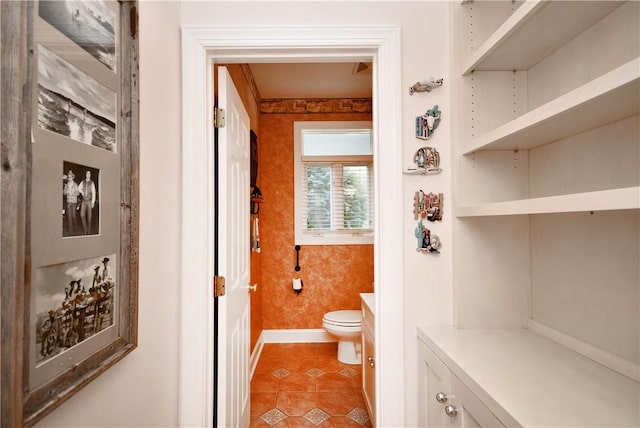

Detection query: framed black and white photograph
(32, 254), (117, 386)
(38, 45), (117, 153)
(63, 161), (100, 237)
(1, 1), (139, 426)
(38, 0), (117, 72)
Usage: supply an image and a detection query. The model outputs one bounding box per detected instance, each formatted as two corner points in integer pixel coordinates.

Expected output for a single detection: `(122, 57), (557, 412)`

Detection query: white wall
(181, 2), (452, 426)
(399, 4), (452, 426)
(36, 2), (452, 427)
(35, 2), (182, 426)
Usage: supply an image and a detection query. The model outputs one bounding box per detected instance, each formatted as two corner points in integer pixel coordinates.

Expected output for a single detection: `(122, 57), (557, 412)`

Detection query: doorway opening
(240, 60), (374, 344)
(180, 26), (404, 428)
(238, 61), (375, 426)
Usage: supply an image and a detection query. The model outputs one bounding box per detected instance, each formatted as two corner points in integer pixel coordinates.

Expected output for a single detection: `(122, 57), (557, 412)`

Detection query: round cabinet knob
(246, 283), (258, 292)
(367, 356), (375, 368)
(444, 404), (458, 417)
(435, 392), (448, 404)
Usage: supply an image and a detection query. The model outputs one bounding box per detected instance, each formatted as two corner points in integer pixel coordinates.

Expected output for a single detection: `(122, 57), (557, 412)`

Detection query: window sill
(295, 231), (373, 246)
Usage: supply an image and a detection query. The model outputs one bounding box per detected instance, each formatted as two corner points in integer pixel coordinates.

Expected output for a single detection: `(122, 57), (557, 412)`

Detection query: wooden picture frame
(1, 1), (139, 426)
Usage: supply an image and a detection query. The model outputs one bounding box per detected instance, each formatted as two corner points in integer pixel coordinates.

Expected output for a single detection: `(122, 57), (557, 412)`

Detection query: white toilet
(322, 310), (362, 365)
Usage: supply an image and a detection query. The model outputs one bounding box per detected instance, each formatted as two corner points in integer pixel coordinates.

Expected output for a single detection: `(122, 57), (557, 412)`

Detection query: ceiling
(248, 62), (373, 99)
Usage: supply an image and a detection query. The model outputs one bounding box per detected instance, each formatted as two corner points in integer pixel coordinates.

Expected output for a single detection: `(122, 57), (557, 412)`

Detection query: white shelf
(461, 58), (640, 155)
(417, 326), (640, 428)
(461, 0), (625, 75)
(456, 187), (640, 217)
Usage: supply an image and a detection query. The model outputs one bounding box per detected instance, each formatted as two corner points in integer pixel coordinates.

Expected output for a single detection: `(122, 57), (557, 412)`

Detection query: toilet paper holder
(292, 277), (303, 295)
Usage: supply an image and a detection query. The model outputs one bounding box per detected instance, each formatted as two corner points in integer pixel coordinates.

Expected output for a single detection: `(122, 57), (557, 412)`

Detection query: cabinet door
(418, 341), (452, 428)
(362, 321), (375, 425)
(451, 375), (505, 428)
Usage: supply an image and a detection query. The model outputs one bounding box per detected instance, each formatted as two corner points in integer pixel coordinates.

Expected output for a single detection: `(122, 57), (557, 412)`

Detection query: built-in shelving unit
(456, 186), (640, 218)
(461, 0), (624, 75)
(462, 58), (640, 154)
(429, 1), (640, 425)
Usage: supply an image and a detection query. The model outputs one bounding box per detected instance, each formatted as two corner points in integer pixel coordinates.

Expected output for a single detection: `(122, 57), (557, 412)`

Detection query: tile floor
(250, 343), (372, 427)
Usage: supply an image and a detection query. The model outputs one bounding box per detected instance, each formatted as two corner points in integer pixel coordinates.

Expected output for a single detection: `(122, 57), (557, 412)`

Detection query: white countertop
(360, 293), (374, 315)
(417, 325), (640, 427)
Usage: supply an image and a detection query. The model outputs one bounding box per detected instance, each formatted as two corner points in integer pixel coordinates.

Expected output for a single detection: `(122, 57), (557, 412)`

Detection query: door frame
(180, 25), (405, 427)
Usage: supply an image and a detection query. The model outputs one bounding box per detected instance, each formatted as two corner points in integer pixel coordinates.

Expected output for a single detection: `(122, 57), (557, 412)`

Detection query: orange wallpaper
(260, 113), (374, 330)
(220, 63), (374, 337)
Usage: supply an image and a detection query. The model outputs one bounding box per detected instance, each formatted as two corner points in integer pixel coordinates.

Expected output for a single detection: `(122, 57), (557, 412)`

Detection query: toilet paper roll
(292, 278), (303, 291)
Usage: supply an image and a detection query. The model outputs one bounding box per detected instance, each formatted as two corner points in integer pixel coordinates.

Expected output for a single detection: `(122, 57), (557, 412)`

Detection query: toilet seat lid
(323, 310), (361, 325)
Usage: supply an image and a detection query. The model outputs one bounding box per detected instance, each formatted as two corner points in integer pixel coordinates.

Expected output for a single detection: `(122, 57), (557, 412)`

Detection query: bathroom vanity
(360, 293), (375, 426)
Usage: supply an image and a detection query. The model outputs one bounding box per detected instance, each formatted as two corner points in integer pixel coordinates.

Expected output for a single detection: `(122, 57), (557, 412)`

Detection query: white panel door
(217, 66), (251, 428)
(451, 375), (505, 428)
(418, 341), (452, 428)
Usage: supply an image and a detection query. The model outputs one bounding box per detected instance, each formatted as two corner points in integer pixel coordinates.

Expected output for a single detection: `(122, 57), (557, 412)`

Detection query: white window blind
(303, 163), (373, 232)
(294, 121), (374, 245)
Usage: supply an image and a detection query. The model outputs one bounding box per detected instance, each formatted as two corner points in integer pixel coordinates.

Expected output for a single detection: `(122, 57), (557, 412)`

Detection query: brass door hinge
(214, 107), (225, 129)
(214, 275), (226, 297)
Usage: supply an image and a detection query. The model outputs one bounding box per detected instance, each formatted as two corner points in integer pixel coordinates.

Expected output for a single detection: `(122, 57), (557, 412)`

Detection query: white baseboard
(261, 328), (336, 344)
(249, 329), (337, 380)
(528, 319), (640, 382)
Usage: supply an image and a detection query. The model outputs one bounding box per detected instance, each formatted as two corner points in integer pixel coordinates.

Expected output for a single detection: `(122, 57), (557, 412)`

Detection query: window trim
(294, 121), (374, 245)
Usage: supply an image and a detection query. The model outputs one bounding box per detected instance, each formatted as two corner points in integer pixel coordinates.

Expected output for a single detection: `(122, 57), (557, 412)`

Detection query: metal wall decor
(415, 105), (441, 140)
(404, 146), (442, 175)
(414, 220), (442, 254)
(413, 191), (443, 254)
(413, 191), (443, 222)
(406, 85), (444, 254)
(1, 1), (139, 426)
(409, 77), (444, 95)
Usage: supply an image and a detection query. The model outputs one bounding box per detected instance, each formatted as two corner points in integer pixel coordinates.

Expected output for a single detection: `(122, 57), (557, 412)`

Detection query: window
(294, 121), (373, 245)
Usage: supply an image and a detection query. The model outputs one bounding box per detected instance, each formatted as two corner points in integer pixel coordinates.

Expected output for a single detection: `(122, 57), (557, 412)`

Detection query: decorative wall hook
(404, 146), (442, 175)
(413, 191), (443, 222)
(409, 78), (444, 95)
(414, 220), (442, 254)
(250, 185), (263, 215)
(416, 105), (442, 140)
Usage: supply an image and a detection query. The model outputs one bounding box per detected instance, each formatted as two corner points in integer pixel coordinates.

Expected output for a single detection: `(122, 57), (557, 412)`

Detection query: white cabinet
(361, 294), (375, 426)
(418, 337), (451, 427)
(418, 339), (504, 428)
(417, 327), (639, 427)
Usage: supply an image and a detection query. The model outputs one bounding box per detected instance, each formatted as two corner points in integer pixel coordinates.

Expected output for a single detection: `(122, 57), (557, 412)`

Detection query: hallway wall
(34, 2), (452, 427)
(36, 2), (183, 426)
(260, 112), (374, 330)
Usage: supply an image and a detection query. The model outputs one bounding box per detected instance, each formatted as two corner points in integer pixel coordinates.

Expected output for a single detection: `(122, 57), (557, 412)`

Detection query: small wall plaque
(413, 191), (443, 222)
(404, 146), (442, 175)
(414, 220), (442, 254)
(415, 105), (441, 140)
